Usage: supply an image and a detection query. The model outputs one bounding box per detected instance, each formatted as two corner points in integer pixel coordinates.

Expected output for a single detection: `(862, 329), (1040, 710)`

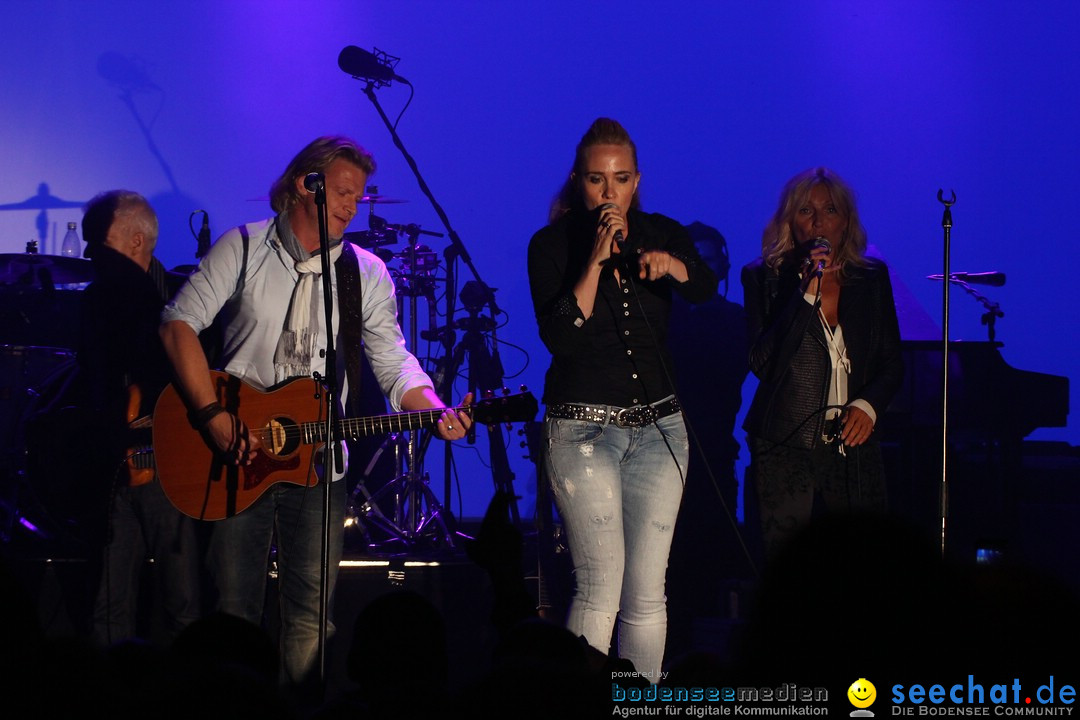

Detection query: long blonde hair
(761, 167), (868, 277)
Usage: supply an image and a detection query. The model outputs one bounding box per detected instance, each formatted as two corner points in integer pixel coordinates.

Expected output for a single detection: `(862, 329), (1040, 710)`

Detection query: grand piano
(883, 340), (1069, 442)
(877, 268), (1072, 567)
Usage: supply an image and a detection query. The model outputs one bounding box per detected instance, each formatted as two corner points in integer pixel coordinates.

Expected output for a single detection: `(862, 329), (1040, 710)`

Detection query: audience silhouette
(5, 492), (1079, 717)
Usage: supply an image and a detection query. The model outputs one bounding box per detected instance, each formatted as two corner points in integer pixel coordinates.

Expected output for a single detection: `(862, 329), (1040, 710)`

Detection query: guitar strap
(199, 225), (251, 370)
(335, 242), (364, 417)
(233, 224), (250, 304)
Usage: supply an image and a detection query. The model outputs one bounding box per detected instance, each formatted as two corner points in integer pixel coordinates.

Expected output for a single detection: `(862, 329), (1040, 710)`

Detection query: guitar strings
(241, 406), (476, 446)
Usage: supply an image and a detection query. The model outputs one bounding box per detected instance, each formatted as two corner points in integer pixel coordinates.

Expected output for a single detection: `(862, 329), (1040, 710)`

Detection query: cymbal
(361, 194), (407, 204)
(0, 254), (95, 285)
(245, 195), (408, 204)
(343, 230), (397, 248)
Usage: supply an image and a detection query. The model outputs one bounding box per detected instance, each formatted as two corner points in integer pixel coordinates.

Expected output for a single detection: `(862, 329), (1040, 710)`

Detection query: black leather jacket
(741, 256), (903, 449)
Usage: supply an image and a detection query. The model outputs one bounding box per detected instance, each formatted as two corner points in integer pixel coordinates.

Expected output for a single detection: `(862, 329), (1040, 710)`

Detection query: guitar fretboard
(301, 406), (473, 443)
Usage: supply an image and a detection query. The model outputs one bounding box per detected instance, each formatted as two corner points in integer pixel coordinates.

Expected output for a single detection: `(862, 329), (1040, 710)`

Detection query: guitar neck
(304, 406), (471, 443)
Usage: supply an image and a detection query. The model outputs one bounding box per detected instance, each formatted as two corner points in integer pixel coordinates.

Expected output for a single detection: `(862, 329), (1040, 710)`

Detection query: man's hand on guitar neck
(402, 386), (475, 442)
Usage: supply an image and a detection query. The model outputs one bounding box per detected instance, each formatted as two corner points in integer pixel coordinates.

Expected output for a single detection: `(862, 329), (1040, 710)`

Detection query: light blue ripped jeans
(544, 411), (688, 681)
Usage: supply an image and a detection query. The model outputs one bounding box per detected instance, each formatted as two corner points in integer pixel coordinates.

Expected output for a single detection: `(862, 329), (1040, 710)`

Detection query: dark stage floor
(6, 498), (1080, 720)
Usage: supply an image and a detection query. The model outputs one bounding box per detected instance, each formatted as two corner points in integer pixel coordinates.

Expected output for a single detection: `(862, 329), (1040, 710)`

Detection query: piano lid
(883, 340), (1069, 441)
(868, 245), (1068, 439)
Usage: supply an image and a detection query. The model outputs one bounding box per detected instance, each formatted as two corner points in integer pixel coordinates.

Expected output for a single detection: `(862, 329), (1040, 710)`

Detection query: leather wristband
(188, 402), (226, 430)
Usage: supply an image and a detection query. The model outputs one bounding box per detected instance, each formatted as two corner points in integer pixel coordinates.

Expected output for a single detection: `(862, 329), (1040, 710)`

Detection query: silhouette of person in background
(729, 510), (1080, 695)
(316, 590), (449, 720)
(665, 221), (751, 664)
(77, 190), (200, 648)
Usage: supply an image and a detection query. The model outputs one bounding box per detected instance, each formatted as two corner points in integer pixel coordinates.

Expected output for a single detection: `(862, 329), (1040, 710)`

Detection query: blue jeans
(207, 479), (345, 687)
(92, 478), (200, 646)
(544, 412), (688, 681)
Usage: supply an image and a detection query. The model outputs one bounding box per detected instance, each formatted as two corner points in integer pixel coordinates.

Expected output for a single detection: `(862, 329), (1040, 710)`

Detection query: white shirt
(803, 291), (877, 425)
(162, 217), (435, 476)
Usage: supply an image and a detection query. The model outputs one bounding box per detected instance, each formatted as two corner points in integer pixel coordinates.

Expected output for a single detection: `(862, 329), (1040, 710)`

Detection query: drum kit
(0, 189), (88, 546)
(0, 186), (455, 553)
(340, 192), (457, 553)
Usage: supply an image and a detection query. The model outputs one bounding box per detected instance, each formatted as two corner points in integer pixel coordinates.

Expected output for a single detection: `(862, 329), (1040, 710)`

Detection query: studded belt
(545, 397), (681, 428)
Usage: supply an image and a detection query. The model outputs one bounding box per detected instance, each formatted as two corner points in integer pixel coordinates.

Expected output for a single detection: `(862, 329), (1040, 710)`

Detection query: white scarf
(273, 217), (343, 383)
(819, 310), (852, 454)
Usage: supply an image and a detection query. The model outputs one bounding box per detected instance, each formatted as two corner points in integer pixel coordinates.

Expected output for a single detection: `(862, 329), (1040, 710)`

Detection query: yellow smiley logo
(848, 678), (877, 709)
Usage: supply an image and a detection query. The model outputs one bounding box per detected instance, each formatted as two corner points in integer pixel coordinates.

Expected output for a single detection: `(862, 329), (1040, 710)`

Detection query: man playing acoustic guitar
(159, 136), (472, 701)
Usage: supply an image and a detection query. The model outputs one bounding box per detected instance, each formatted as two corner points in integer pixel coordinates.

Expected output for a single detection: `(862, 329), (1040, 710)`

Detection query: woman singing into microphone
(741, 167), (903, 560)
(527, 118), (717, 681)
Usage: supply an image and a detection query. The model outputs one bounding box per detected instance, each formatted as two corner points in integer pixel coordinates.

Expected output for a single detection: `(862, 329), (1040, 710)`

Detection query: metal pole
(936, 189), (956, 558)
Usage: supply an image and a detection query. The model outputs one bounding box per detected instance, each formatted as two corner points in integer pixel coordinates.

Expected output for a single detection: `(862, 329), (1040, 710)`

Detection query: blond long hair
(269, 136), (376, 214)
(761, 167), (868, 277)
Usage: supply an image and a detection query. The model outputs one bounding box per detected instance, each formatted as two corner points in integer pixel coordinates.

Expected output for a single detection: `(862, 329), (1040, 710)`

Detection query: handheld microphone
(811, 237), (832, 275)
(338, 46), (408, 85)
(596, 203), (625, 245)
(303, 172), (324, 192)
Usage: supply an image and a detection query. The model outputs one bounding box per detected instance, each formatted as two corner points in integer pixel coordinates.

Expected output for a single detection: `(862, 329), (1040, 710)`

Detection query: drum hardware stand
(420, 280), (521, 526)
(346, 227), (454, 554)
(344, 433), (414, 547)
(951, 280), (1003, 342)
(1, 460), (22, 544)
(343, 50), (503, 526)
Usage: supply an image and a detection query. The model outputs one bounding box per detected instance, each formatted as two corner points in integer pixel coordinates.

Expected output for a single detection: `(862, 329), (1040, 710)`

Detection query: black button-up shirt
(528, 209), (718, 408)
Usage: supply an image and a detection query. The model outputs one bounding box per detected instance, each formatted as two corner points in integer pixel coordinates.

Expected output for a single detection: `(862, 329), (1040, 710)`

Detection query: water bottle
(60, 222), (80, 257)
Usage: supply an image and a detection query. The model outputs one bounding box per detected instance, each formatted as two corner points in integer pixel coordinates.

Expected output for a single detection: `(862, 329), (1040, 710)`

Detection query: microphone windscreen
(338, 46), (392, 82)
(303, 173), (324, 192)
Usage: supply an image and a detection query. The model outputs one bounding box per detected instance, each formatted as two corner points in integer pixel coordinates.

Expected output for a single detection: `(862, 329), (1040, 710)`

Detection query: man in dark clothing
(77, 190), (200, 647)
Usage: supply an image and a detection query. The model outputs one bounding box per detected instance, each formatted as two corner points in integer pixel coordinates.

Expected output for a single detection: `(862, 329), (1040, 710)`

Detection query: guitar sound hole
(266, 418), (301, 456)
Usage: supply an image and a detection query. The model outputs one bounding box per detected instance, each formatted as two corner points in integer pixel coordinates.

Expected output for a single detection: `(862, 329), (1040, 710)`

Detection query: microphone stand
(358, 79), (501, 515)
(936, 189), (956, 559)
(954, 280), (1003, 343)
(312, 179), (342, 687)
(359, 81), (497, 314)
(929, 274), (1004, 342)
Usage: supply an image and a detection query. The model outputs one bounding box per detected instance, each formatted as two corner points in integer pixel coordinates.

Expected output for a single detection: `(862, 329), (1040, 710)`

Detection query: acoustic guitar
(153, 370), (537, 521)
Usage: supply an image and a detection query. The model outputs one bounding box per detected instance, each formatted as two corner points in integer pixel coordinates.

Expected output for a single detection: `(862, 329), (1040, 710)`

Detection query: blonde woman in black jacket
(741, 167), (903, 560)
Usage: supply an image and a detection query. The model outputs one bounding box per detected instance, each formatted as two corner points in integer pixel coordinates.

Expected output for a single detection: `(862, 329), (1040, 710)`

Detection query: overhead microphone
(303, 172), (324, 192)
(950, 271), (1006, 287)
(928, 271), (1007, 287)
(337, 46), (408, 86)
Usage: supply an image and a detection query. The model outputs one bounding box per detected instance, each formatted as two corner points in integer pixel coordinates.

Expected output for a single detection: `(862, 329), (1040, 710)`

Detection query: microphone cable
(618, 244), (761, 580)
